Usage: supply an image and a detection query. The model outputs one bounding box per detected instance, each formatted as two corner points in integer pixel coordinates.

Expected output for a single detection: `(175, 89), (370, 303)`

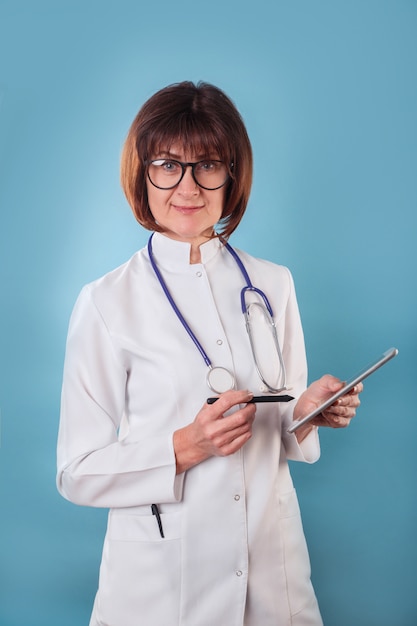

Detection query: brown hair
(120, 81), (253, 239)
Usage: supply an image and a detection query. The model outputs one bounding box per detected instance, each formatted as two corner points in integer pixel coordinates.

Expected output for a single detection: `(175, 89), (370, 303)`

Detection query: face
(146, 144), (226, 251)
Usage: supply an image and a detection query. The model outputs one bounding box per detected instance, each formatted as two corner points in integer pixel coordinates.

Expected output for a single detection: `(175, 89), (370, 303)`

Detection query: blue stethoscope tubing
(147, 233), (287, 393)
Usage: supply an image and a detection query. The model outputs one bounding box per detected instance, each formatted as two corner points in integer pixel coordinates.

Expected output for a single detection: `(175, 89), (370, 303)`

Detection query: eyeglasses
(147, 159), (231, 190)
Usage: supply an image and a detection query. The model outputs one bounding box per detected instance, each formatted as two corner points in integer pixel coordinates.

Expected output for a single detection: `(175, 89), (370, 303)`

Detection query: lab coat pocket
(95, 511), (182, 626)
(108, 509), (181, 542)
(279, 489), (315, 617)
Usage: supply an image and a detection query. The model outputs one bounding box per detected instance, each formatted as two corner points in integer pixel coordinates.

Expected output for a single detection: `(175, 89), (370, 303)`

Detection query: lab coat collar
(149, 232), (223, 271)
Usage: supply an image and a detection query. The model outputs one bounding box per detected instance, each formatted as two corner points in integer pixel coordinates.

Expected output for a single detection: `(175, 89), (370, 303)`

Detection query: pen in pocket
(151, 503), (164, 538)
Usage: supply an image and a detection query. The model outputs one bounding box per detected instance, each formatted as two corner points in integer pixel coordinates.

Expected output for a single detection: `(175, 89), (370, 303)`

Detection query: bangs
(140, 113), (233, 163)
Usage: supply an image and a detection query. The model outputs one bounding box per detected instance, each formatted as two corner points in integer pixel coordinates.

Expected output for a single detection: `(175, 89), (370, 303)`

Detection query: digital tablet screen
(287, 347), (398, 434)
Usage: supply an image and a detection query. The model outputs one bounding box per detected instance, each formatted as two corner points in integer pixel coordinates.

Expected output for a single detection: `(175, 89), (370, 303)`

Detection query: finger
(338, 383), (363, 399)
(325, 403), (358, 419)
(334, 393), (361, 409)
(215, 419), (253, 447)
(328, 416), (352, 428)
(320, 410), (352, 428)
(207, 404), (255, 453)
(331, 400), (354, 413)
(206, 389), (254, 415)
(202, 402), (255, 444)
(220, 402), (256, 433)
(329, 383), (363, 409)
(218, 431), (253, 456)
(215, 423), (254, 455)
(318, 374), (345, 394)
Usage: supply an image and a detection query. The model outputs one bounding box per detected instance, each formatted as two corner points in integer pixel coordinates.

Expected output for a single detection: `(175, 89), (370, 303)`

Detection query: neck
(190, 244), (202, 264)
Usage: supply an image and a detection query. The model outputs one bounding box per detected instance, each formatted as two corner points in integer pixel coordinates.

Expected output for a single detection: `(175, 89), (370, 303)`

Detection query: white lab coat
(57, 233), (323, 626)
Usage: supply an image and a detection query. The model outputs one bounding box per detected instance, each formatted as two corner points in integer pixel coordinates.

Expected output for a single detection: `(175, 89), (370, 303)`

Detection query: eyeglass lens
(148, 159), (229, 190)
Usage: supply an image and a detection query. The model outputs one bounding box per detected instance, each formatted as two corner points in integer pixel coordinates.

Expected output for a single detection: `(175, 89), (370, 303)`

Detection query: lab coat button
(235, 570), (243, 577)
(216, 339), (223, 345)
(196, 271), (203, 277)
(234, 494), (240, 501)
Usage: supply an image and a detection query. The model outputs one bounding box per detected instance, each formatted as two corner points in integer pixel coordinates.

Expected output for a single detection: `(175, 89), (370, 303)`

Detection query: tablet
(287, 347), (398, 434)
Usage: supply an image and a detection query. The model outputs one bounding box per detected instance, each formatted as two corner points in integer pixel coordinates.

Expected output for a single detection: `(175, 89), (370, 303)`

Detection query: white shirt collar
(149, 232), (223, 271)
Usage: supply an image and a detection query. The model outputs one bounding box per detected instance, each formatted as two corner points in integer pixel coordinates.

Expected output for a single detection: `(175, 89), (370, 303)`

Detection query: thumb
(320, 374), (344, 393)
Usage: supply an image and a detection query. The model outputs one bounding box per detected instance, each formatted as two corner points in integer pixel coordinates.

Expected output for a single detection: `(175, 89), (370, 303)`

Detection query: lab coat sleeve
(56, 285), (185, 508)
(278, 268), (321, 464)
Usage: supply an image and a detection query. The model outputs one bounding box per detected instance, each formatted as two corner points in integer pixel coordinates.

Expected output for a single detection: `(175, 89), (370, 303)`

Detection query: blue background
(0, 1), (416, 624)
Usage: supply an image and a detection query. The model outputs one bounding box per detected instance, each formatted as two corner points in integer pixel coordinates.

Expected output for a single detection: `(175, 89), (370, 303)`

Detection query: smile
(172, 204), (203, 214)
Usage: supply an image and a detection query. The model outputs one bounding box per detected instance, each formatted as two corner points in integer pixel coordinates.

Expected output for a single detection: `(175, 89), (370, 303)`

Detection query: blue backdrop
(0, 1), (416, 625)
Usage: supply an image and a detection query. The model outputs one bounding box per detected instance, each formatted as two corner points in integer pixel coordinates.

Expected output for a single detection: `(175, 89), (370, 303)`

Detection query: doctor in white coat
(57, 81), (362, 626)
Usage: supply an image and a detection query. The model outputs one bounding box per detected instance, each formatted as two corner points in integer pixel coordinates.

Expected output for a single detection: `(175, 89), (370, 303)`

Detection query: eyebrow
(158, 151), (183, 159)
(157, 150), (217, 161)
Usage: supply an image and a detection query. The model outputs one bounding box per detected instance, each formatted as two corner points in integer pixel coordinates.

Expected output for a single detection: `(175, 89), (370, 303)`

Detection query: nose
(177, 165), (198, 195)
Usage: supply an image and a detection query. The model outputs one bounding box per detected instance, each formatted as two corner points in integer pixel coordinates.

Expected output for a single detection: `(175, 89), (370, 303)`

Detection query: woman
(57, 81), (362, 626)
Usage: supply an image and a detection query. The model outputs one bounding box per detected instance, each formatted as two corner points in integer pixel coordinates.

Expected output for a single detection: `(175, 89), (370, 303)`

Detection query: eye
(152, 159), (181, 174)
(196, 160), (219, 173)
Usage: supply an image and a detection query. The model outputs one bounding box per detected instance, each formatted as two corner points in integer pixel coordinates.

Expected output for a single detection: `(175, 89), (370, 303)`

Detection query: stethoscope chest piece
(206, 366), (236, 394)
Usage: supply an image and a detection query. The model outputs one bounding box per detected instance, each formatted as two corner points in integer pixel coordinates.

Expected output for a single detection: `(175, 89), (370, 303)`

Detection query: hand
(293, 375), (363, 441)
(173, 389), (256, 473)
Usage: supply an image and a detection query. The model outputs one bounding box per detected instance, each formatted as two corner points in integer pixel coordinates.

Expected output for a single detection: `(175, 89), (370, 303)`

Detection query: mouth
(172, 204), (203, 214)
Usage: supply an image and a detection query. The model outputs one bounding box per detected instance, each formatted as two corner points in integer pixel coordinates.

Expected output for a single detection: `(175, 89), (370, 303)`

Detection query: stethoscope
(147, 233), (287, 395)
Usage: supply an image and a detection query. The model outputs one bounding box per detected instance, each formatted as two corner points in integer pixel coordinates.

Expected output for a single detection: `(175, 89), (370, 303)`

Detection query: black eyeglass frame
(146, 159), (233, 191)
